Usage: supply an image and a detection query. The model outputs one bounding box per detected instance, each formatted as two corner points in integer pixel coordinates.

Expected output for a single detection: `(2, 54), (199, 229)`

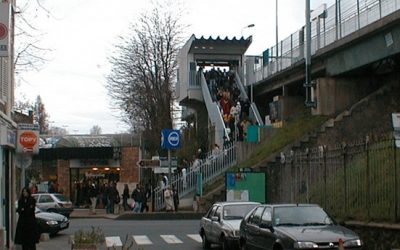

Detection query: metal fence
(153, 143), (237, 211)
(251, 0), (400, 82)
(269, 135), (400, 222)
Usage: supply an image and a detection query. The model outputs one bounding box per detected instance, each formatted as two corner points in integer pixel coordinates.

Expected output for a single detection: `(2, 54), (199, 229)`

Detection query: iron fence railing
(270, 135), (399, 222)
(153, 143), (237, 211)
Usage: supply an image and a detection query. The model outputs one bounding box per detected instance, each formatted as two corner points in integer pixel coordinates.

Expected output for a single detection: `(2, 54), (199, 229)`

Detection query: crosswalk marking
(133, 235), (153, 245)
(160, 235), (183, 244)
(187, 234), (202, 243)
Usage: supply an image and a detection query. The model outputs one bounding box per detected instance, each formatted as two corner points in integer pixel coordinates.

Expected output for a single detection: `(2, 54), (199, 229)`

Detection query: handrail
(199, 71), (230, 144)
(234, 72), (264, 125)
(153, 143), (236, 211)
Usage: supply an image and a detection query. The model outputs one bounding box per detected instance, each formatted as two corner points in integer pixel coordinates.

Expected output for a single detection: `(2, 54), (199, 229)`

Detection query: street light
(241, 24), (255, 37)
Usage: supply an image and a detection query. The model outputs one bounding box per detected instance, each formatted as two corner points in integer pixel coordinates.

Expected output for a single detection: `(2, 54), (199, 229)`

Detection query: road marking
(105, 236), (123, 247)
(132, 235), (153, 245)
(187, 234), (202, 243)
(160, 235), (183, 244)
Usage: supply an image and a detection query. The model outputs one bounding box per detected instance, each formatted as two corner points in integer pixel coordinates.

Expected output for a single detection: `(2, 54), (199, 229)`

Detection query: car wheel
(220, 236), (229, 250)
(240, 240), (247, 250)
(202, 233), (211, 249)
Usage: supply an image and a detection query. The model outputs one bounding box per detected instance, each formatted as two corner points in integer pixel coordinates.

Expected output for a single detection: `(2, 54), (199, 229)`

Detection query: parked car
(35, 207), (70, 236)
(239, 204), (363, 250)
(200, 201), (260, 250)
(32, 193), (74, 217)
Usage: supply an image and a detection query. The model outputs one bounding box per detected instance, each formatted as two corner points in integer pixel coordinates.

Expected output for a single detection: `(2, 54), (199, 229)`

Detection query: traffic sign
(161, 129), (181, 149)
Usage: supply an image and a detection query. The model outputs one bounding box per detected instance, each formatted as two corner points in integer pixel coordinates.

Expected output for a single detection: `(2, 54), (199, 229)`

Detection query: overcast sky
(15, 0), (335, 134)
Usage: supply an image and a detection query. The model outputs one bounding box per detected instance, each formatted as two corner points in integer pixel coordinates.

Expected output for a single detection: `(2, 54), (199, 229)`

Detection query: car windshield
(273, 206), (333, 226)
(223, 204), (258, 220)
(53, 194), (68, 202)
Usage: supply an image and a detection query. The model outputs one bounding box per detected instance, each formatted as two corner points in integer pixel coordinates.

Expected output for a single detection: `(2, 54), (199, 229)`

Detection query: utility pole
(304, 0), (316, 107)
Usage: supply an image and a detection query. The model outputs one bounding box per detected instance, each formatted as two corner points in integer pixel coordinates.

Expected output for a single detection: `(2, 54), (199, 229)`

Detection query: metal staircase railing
(199, 72), (230, 145)
(153, 143), (236, 211)
(234, 72), (264, 125)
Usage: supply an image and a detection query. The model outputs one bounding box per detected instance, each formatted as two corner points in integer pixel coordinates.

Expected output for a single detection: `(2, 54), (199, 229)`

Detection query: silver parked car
(200, 201), (260, 250)
(32, 193), (74, 217)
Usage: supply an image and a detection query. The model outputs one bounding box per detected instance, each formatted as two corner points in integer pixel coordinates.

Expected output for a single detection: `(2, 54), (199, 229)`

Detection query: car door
(203, 205), (218, 243)
(257, 206), (275, 250)
(245, 206), (265, 250)
(210, 205), (222, 243)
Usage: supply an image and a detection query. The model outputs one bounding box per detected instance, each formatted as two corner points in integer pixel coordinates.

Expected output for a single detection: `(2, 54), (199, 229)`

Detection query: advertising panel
(226, 171), (266, 203)
(17, 124), (40, 154)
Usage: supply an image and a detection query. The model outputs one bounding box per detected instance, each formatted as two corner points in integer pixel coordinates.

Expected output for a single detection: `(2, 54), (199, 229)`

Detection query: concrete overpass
(245, 0), (400, 122)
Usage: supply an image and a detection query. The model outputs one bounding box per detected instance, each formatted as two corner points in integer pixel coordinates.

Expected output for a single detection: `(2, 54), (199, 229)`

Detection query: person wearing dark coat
(15, 187), (39, 250)
(122, 184), (130, 211)
(107, 182), (119, 214)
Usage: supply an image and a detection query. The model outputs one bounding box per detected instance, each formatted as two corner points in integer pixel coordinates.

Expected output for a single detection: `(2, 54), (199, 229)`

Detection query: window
(261, 207), (272, 224)
(215, 206), (222, 219)
(207, 205), (218, 219)
(249, 206), (264, 225)
(38, 195), (53, 203)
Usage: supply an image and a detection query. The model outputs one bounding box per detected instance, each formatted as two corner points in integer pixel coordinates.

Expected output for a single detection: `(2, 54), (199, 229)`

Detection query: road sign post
(161, 129), (181, 185)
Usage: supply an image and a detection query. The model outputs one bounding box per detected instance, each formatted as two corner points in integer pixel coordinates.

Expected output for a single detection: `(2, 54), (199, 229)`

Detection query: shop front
(69, 159), (121, 207)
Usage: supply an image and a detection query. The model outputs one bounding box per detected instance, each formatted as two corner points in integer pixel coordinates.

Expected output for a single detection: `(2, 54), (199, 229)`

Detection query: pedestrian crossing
(105, 234), (202, 248)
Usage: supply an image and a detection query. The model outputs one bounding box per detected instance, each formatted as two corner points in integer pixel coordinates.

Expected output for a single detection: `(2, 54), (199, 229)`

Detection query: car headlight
(343, 239), (362, 247)
(46, 220), (58, 226)
(294, 242), (318, 248)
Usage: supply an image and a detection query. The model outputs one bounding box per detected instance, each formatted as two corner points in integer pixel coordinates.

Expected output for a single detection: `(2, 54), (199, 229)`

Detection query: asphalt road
(35, 218), (222, 250)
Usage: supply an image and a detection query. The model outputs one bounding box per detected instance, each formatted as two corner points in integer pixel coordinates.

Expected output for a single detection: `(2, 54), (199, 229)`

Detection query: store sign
(0, 2), (10, 57)
(17, 124), (40, 154)
(0, 125), (15, 147)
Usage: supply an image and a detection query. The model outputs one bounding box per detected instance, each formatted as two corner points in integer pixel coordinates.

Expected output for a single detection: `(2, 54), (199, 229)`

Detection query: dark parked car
(32, 193), (74, 217)
(35, 207), (70, 236)
(239, 204), (363, 250)
(200, 201), (260, 250)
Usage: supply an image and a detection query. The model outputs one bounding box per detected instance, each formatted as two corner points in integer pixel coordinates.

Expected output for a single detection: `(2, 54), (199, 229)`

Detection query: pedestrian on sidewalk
(131, 184), (143, 213)
(15, 187), (40, 250)
(88, 182), (98, 214)
(107, 182), (119, 214)
(164, 186), (174, 212)
(122, 184), (130, 211)
(172, 185), (179, 212)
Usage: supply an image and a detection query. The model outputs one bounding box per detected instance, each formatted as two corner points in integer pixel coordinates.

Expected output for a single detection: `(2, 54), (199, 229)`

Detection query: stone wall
(346, 222), (400, 250)
(120, 147), (139, 183)
(57, 159), (70, 199)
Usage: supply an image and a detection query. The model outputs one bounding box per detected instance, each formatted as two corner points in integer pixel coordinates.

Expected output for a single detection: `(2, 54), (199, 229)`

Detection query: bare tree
(107, 0), (186, 154)
(14, 0), (52, 76)
(90, 125), (102, 135)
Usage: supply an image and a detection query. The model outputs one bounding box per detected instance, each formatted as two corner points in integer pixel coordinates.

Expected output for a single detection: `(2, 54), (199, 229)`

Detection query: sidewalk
(69, 208), (204, 220)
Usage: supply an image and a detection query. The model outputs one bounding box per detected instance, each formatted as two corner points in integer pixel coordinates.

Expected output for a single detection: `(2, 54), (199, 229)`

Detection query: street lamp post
(241, 24), (256, 102)
(276, 0), (279, 72)
(304, 0), (316, 107)
(241, 24), (255, 37)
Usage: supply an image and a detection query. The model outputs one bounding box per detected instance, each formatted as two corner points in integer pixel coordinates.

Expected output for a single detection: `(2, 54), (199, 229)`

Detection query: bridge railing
(250, 0), (400, 83)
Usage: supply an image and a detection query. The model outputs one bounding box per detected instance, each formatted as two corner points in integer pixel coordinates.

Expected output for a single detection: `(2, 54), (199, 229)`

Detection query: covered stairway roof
(188, 35), (252, 56)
